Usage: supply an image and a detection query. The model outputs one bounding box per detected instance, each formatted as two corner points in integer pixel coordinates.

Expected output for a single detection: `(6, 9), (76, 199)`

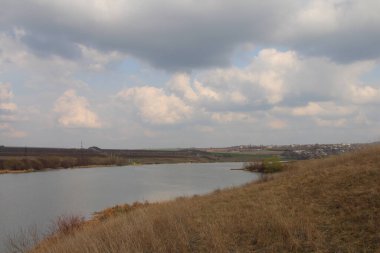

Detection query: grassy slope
(31, 147), (380, 253)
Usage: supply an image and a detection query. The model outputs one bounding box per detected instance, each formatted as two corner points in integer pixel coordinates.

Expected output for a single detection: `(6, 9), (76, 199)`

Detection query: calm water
(0, 162), (259, 250)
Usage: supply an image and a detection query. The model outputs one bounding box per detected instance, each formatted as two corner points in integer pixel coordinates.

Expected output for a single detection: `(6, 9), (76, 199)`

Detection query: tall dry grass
(24, 146), (380, 253)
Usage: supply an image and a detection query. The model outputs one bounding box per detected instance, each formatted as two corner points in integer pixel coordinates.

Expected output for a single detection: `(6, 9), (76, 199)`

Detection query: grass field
(11, 146), (380, 252)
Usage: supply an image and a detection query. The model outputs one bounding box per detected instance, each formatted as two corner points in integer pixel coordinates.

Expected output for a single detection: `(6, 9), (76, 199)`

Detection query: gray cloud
(2, 0), (379, 70)
(1, 0), (294, 70)
(277, 0), (380, 63)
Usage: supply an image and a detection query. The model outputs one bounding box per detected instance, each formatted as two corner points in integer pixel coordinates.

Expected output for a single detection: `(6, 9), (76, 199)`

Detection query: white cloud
(0, 103), (17, 111)
(117, 86), (193, 125)
(211, 112), (255, 123)
(0, 123), (27, 138)
(78, 44), (124, 71)
(348, 85), (380, 104)
(0, 83), (27, 138)
(54, 89), (102, 128)
(113, 48), (379, 137)
(230, 91), (247, 104)
(198, 49), (380, 108)
(291, 102), (355, 117)
(195, 125), (214, 133)
(167, 73), (198, 102)
(314, 118), (347, 128)
(197, 49), (299, 106)
(168, 73), (221, 103)
(268, 119), (287, 129)
(0, 83), (14, 101)
(193, 81), (221, 101)
(0, 83), (17, 116)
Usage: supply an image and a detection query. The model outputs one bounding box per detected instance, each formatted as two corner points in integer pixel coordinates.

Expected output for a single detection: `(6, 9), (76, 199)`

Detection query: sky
(1, 0), (380, 148)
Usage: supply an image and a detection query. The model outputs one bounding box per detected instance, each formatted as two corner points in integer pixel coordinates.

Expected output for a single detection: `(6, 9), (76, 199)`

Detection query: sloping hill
(30, 147), (380, 253)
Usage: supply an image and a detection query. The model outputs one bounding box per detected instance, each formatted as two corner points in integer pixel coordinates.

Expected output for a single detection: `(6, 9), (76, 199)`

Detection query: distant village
(202, 143), (363, 160)
(280, 143), (360, 160)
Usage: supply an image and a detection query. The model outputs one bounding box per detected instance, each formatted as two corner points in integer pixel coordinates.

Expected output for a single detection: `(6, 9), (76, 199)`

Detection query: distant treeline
(0, 146), (213, 171)
(0, 156), (129, 171)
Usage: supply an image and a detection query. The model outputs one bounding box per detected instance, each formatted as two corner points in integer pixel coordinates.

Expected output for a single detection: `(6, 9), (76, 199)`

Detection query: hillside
(28, 146), (380, 253)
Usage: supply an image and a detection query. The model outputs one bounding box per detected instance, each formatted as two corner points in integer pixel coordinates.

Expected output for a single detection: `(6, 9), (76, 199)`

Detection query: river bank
(0, 155), (271, 175)
(21, 146), (380, 253)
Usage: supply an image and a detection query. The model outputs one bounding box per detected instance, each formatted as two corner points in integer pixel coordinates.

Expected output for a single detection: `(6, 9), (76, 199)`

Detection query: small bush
(21, 159), (33, 169)
(262, 157), (283, 173)
(30, 159), (44, 170)
(243, 157), (283, 173)
(60, 158), (76, 168)
(51, 215), (85, 236)
(243, 161), (264, 172)
(3, 159), (25, 170)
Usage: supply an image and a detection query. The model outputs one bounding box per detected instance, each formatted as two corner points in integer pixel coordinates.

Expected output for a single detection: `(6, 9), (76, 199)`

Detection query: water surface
(0, 162), (259, 250)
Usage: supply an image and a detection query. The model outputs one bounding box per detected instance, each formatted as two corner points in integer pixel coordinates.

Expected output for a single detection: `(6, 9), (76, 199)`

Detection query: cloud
(0, 82), (13, 100)
(1, 1), (380, 147)
(0, 102), (17, 111)
(78, 44), (124, 71)
(114, 48), (379, 134)
(268, 119), (287, 129)
(0, 83), (18, 117)
(117, 86), (193, 125)
(314, 118), (347, 128)
(290, 102), (355, 117)
(211, 112), (255, 123)
(0, 83), (27, 138)
(54, 89), (102, 128)
(0, 123), (26, 138)
(277, 0), (380, 63)
(0, 30), (123, 90)
(167, 73), (198, 102)
(168, 73), (221, 106)
(198, 49), (380, 107)
(348, 85), (380, 104)
(196, 49), (300, 107)
(2, 0), (380, 71)
(230, 91), (247, 104)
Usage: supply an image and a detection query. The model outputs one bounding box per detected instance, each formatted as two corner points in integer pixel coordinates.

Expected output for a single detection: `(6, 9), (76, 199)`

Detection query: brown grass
(51, 215), (85, 236)
(28, 146), (380, 253)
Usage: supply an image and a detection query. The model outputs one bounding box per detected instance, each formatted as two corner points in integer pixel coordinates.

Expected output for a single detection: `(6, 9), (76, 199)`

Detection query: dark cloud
(1, 0), (380, 70)
(22, 33), (82, 59)
(0, 0), (294, 70)
(300, 34), (380, 63)
(277, 0), (380, 63)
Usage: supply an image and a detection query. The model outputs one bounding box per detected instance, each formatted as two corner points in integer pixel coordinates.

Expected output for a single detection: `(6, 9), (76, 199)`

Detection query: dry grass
(28, 146), (380, 253)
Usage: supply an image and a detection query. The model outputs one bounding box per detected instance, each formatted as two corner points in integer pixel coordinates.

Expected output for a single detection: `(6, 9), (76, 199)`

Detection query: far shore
(0, 169), (35, 174)
(0, 160), (248, 175)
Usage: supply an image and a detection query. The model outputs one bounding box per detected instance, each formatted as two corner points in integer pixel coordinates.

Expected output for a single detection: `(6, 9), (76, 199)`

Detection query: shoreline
(0, 169), (35, 174)
(0, 160), (248, 175)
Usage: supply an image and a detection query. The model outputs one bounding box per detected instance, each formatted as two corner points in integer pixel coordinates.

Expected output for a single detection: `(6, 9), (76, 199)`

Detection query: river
(0, 162), (259, 251)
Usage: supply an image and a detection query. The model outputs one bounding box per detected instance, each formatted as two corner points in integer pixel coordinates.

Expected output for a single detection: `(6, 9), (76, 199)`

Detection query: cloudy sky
(1, 0), (380, 148)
